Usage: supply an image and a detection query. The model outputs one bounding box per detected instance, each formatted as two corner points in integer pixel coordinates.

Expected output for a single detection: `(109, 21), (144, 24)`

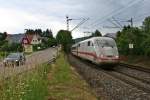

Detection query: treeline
(25, 29), (53, 38)
(25, 29), (57, 50)
(116, 16), (150, 56)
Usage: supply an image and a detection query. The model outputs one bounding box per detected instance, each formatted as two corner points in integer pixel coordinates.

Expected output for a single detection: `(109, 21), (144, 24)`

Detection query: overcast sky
(0, 0), (149, 38)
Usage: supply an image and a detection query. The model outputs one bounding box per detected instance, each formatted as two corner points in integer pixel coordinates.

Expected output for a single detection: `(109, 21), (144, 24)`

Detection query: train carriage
(71, 37), (119, 67)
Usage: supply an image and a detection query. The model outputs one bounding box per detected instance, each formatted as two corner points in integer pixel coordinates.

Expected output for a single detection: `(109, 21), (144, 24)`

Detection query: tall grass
(0, 63), (50, 100)
(48, 53), (97, 100)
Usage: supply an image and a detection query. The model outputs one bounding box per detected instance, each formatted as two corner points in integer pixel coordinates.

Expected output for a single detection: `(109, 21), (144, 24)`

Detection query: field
(0, 63), (50, 100)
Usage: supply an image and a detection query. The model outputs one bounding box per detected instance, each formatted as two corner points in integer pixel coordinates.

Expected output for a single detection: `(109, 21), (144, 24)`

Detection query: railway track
(92, 63), (150, 93)
(68, 55), (150, 99)
(83, 60), (150, 93)
(102, 70), (150, 93)
(76, 56), (150, 92)
(117, 62), (150, 84)
(119, 62), (150, 73)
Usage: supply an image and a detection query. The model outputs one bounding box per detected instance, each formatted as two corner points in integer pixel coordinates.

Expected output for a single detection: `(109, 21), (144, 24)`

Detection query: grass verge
(0, 63), (50, 100)
(48, 53), (97, 100)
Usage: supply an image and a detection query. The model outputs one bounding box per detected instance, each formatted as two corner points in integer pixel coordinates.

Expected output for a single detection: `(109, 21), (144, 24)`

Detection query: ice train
(71, 37), (119, 67)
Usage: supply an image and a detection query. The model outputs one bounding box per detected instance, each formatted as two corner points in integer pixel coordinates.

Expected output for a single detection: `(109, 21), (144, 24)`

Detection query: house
(31, 34), (42, 45)
(22, 34), (42, 45)
(21, 34), (42, 53)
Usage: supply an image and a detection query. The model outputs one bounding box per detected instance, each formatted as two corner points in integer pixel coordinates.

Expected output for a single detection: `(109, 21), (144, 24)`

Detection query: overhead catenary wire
(87, 0), (144, 30)
(71, 18), (89, 32)
(112, 17), (123, 28)
(88, 0), (136, 27)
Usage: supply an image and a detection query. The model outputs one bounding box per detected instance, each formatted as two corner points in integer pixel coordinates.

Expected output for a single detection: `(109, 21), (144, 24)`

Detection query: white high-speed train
(71, 37), (119, 66)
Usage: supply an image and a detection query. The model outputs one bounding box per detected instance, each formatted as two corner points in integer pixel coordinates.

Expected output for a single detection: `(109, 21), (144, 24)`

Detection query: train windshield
(96, 39), (116, 47)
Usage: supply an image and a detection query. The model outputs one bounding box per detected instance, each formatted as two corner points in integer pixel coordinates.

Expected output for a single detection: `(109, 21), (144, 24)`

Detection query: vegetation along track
(68, 54), (150, 99)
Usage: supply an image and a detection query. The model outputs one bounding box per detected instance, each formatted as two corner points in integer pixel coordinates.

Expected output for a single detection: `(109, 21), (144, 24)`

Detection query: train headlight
(115, 56), (119, 58)
(100, 54), (104, 58)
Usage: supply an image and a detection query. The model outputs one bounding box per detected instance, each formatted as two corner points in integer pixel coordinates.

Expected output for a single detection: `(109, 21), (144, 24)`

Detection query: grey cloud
(0, 0), (149, 37)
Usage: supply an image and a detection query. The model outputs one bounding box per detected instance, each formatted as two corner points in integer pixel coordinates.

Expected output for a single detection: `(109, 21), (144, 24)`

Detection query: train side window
(91, 43), (94, 46)
(88, 41), (90, 46)
(78, 44), (80, 47)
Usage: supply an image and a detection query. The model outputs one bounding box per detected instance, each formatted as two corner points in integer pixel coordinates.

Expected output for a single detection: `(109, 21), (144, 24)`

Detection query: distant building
(73, 36), (91, 44)
(6, 34), (25, 44)
(103, 33), (117, 39)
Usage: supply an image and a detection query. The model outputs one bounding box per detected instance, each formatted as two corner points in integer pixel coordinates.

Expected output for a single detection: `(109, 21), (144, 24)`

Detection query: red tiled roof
(21, 34), (34, 44)
(26, 34), (34, 43)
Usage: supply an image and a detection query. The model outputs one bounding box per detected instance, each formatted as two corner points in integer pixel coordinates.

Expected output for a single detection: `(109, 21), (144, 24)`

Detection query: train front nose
(98, 47), (119, 64)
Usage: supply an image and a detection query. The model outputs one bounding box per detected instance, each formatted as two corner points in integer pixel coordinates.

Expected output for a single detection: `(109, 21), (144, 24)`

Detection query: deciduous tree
(56, 30), (73, 53)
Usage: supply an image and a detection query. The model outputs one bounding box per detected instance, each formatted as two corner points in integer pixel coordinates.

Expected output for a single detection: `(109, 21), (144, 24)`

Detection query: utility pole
(131, 18), (133, 27)
(66, 16), (69, 31)
(127, 18), (133, 27)
(66, 16), (89, 33)
(66, 16), (72, 31)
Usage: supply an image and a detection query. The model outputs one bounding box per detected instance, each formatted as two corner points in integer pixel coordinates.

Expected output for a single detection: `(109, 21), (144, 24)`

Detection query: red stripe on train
(72, 50), (119, 60)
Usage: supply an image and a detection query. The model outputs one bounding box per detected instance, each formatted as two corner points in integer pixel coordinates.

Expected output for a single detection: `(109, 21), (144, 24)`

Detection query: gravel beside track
(68, 55), (150, 100)
(114, 66), (150, 85)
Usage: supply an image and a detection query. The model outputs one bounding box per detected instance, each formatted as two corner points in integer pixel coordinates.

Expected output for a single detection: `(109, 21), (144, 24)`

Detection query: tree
(47, 38), (57, 47)
(92, 30), (102, 37)
(142, 16), (150, 34)
(0, 42), (23, 52)
(44, 29), (53, 38)
(116, 26), (145, 55)
(0, 32), (7, 41)
(35, 29), (42, 36)
(141, 16), (150, 56)
(56, 30), (73, 53)
(116, 31), (121, 38)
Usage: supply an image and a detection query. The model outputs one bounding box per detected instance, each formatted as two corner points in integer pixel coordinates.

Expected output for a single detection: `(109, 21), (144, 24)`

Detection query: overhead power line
(112, 17), (123, 28)
(107, 19), (120, 28)
(88, 0), (144, 29)
(71, 18), (89, 32)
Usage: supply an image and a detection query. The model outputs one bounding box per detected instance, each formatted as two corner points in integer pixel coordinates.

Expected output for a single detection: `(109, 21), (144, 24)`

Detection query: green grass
(0, 51), (8, 59)
(48, 53), (97, 100)
(0, 63), (50, 100)
(0, 53), (97, 100)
